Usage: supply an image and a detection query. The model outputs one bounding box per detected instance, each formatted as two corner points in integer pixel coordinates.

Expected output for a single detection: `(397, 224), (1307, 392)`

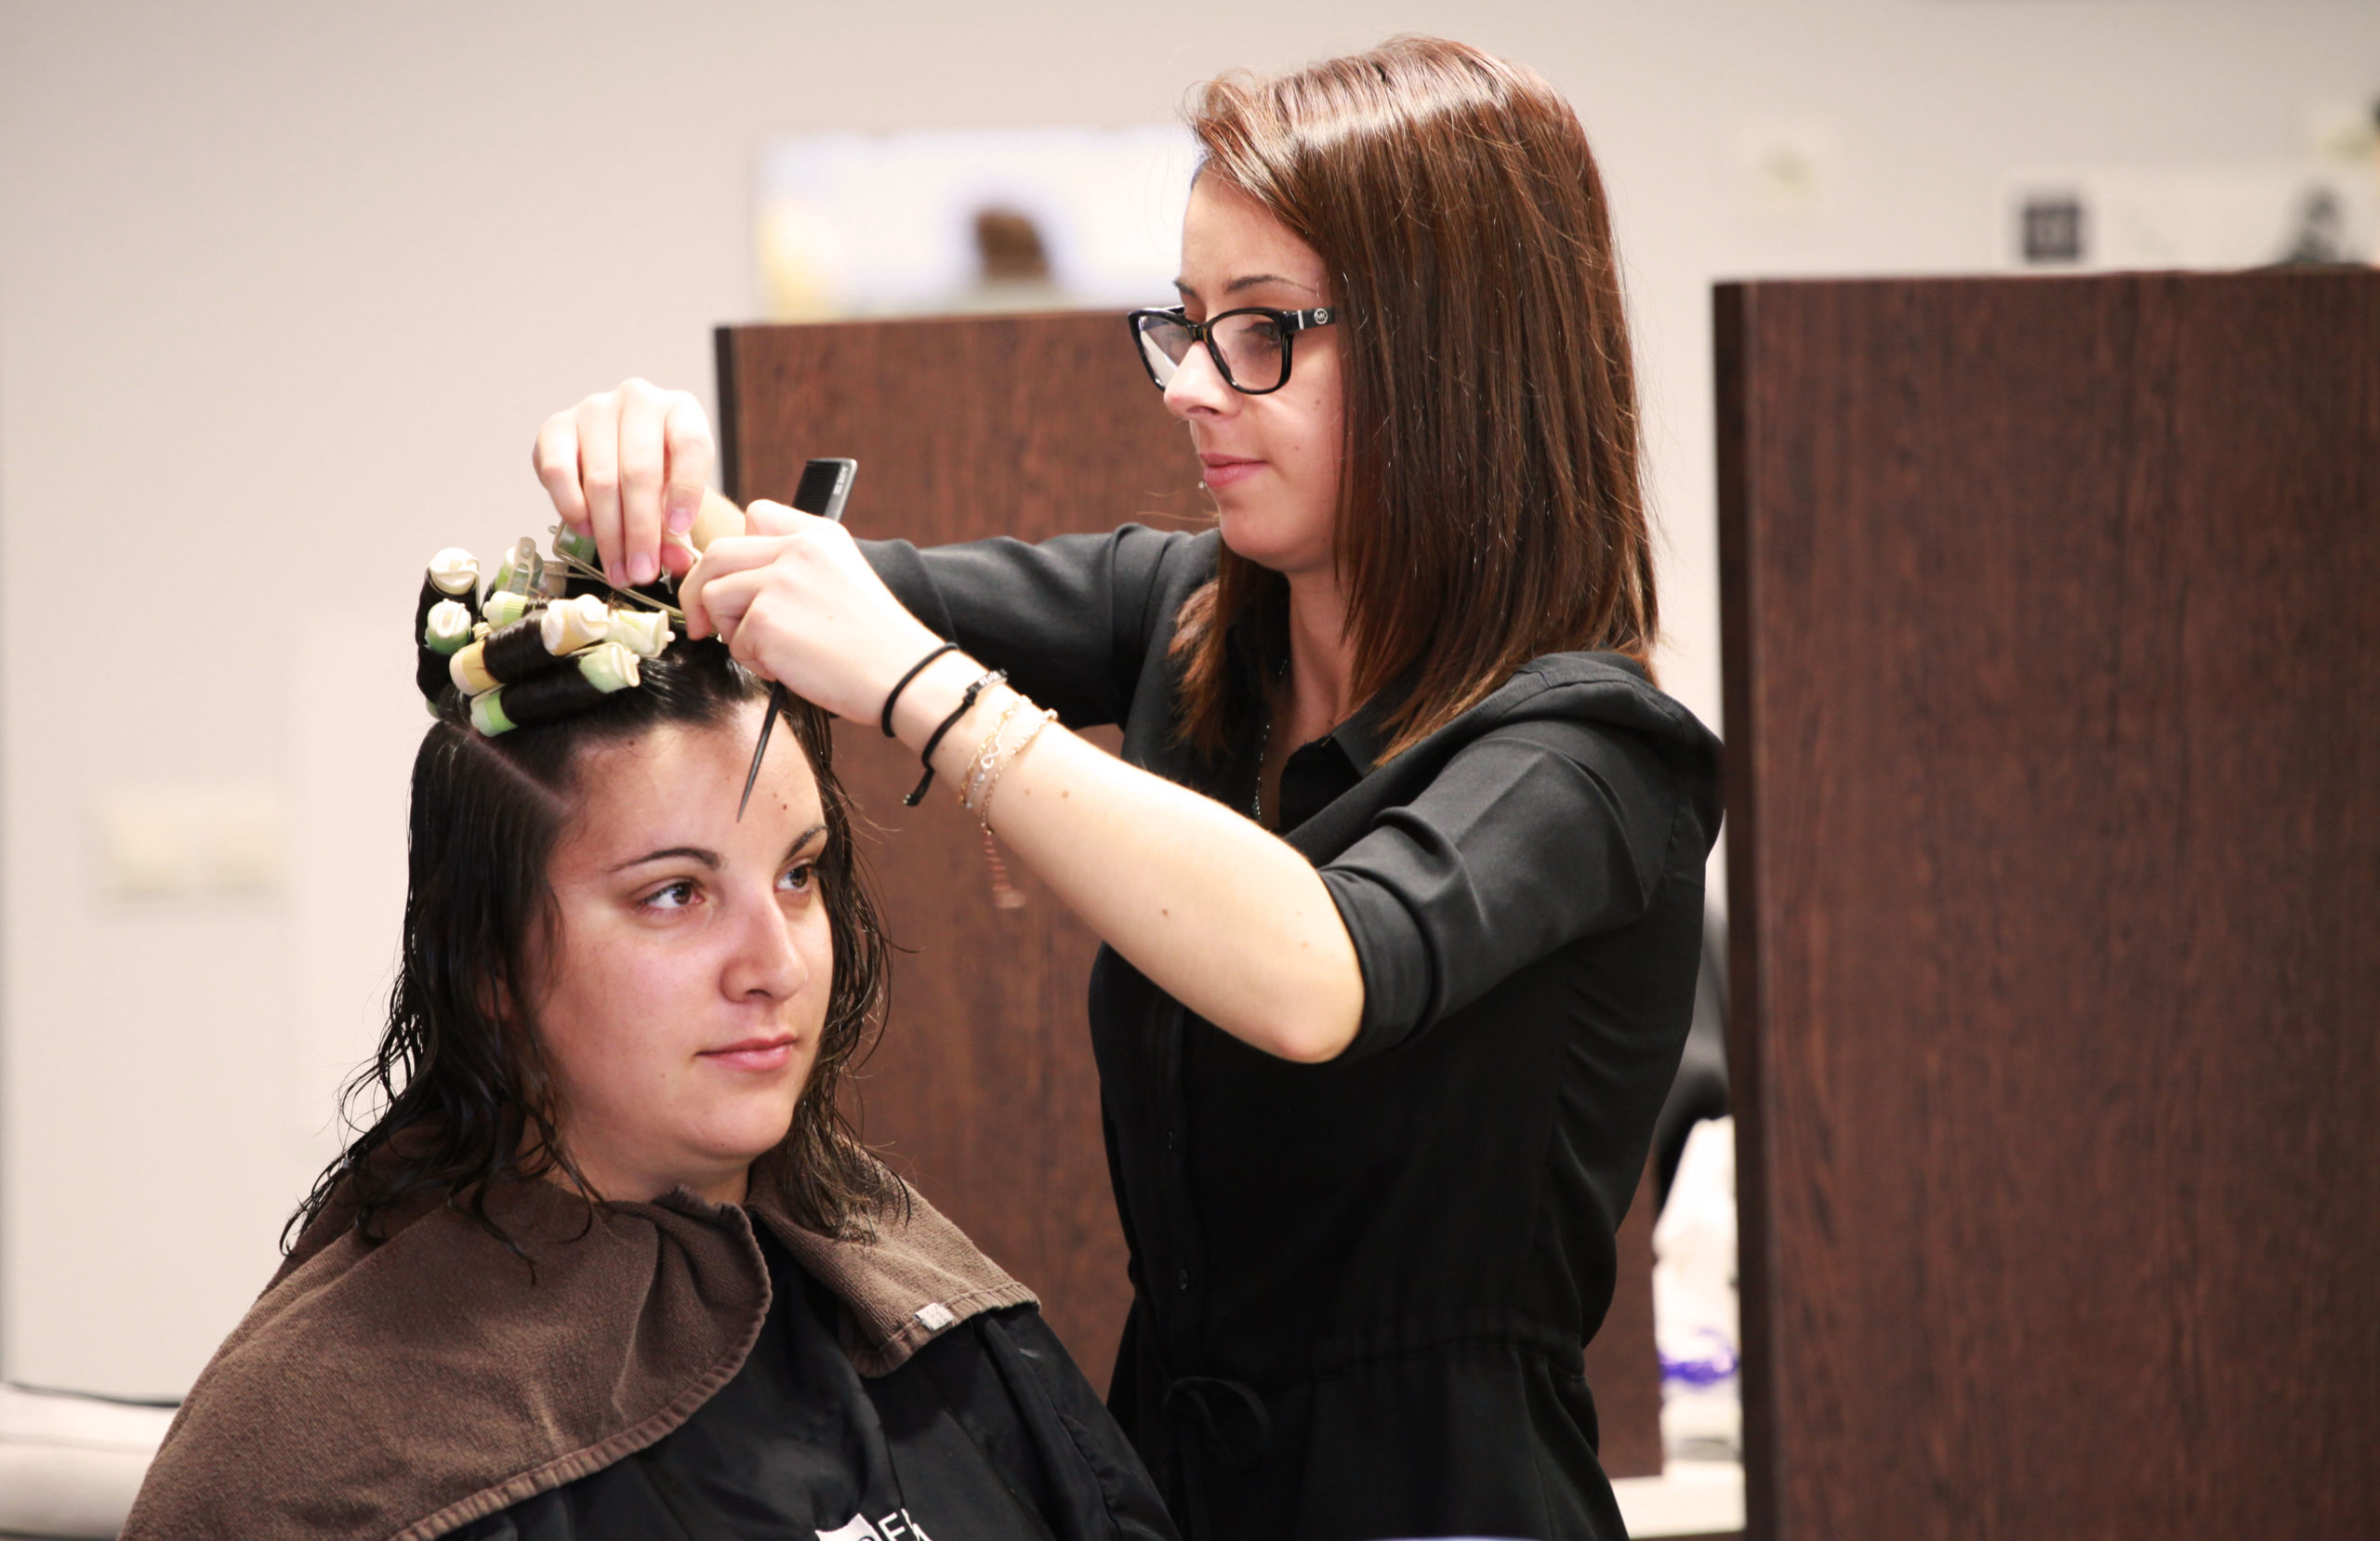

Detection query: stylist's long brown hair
(1170, 35), (1655, 761)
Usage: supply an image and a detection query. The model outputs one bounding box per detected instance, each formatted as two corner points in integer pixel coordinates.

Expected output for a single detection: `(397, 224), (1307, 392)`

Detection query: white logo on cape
(816, 1508), (934, 1541)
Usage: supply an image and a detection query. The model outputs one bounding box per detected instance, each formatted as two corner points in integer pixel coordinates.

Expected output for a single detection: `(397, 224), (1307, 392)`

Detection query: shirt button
(1165, 1131), (1176, 1151)
(1177, 1269), (1191, 1291)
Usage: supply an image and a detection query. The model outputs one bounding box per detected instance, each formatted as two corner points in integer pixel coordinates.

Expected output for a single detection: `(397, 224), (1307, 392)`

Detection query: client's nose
(721, 891), (812, 1004)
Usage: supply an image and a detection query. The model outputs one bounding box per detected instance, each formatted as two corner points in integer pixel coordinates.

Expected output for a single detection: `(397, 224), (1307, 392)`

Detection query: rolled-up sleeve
(861, 525), (1188, 730)
(1318, 719), (1683, 1060)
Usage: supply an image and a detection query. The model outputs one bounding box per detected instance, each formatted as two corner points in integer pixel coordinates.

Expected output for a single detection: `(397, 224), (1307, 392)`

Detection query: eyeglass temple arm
(1139, 305), (1333, 335)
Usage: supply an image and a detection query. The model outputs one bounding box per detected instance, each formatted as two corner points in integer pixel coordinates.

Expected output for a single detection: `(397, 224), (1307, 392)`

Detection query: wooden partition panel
(717, 311), (1662, 1475)
(718, 312), (1203, 1385)
(1717, 269), (2380, 1540)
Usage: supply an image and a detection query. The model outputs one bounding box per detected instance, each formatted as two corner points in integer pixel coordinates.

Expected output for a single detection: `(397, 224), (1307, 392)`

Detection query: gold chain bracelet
(960, 691), (1028, 814)
(969, 701), (1057, 910)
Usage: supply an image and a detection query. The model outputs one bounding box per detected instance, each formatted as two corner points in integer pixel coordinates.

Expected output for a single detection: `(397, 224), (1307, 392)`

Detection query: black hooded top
(865, 526), (1723, 1541)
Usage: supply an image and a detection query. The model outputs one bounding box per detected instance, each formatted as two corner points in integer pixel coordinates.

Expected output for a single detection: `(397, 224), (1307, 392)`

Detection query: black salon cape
(864, 527), (1723, 1541)
(451, 1228), (1168, 1541)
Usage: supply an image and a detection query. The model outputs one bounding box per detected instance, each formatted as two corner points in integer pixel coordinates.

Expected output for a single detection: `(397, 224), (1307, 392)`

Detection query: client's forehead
(556, 710), (825, 871)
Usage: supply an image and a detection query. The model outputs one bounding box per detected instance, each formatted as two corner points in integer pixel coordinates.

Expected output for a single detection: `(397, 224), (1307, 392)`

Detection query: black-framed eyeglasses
(1126, 305), (1337, 396)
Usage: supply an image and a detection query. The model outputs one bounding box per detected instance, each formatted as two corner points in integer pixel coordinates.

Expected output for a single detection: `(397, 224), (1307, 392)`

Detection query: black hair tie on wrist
(906, 668), (1005, 806)
(880, 640), (963, 737)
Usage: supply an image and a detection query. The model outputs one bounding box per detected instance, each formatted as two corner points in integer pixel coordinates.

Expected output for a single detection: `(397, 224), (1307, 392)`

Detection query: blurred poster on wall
(754, 125), (1197, 321)
(2003, 160), (2379, 272)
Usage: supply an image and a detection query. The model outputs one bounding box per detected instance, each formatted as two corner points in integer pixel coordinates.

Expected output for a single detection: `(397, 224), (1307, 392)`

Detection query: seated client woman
(124, 543), (1172, 1541)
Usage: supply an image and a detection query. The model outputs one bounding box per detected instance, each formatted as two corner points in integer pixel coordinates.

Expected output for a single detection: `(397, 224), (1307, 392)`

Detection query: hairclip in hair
(414, 530), (683, 735)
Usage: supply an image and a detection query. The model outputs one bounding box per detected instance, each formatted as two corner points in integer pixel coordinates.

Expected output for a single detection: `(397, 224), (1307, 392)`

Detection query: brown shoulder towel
(121, 1164), (1031, 1541)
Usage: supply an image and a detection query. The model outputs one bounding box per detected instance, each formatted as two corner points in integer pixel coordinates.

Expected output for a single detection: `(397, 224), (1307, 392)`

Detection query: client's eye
(642, 879), (698, 912)
(779, 863), (816, 895)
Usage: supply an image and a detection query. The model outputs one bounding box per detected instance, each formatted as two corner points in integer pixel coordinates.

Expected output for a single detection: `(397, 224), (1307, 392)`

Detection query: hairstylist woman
(537, 37), (1719, 1541)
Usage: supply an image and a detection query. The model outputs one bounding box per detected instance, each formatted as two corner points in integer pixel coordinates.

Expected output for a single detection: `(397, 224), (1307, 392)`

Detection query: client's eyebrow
(612, 845), (719, 873)
(610, 823), (826, 875)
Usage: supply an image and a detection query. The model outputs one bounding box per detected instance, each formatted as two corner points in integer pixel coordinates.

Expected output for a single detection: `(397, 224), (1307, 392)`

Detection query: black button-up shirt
(865, 526), (1720, 1541)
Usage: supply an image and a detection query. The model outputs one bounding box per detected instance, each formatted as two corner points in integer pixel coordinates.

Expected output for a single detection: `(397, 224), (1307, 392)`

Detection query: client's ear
(477, 974), (516, 1029)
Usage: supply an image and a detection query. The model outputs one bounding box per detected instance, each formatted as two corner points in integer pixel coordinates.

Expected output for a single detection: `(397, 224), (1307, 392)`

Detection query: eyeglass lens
(1135, 311), (1290, 392)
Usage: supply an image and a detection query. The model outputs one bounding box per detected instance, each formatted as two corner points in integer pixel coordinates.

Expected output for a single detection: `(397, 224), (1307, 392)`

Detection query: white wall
(3, 0), (2372, 1398)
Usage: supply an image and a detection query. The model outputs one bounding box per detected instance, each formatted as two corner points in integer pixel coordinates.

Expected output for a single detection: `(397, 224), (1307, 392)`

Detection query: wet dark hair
(288, 636), (894, 1251)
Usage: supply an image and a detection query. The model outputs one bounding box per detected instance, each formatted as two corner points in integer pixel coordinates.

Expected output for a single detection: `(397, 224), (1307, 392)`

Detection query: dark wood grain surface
(1583, 1166), (1665, 1480)
(719, 311), (1202, 1387)
(718, 310), (1664, 1474)
(1717, 269), (2380, 1540)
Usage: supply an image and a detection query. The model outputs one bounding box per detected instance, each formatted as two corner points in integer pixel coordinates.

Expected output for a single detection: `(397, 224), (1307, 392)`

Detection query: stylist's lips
(701, 1034), (797, 1072)
(1199, 454), (1264, 490)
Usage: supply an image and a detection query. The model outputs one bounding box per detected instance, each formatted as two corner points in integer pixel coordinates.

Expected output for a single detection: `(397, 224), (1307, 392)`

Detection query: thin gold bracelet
(961, 692), (1028, 813)
(974, 705), (1056, 911)
(978, 707), (1057, 827)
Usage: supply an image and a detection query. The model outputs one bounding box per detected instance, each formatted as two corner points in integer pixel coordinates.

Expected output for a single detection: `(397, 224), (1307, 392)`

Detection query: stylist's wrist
(887, 652), (1006, 772)
(803, 617), (946, 729)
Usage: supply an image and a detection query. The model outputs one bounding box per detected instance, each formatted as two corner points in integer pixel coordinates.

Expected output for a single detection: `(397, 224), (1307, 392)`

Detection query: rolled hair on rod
(415, 549), (485, 706)
(476, 615), (573, 688)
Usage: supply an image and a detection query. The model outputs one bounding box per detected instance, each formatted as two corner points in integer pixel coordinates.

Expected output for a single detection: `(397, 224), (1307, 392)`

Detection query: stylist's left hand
(681, 499), (945, 725)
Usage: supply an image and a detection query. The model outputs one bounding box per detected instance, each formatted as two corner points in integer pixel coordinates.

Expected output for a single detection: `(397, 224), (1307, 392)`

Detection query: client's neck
(557, 1152), (752, 1209)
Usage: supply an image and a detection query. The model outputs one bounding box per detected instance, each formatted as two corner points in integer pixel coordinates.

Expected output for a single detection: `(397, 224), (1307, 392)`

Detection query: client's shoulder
(123, 1179), (773, 1541)
(745, 1173), (1038, 1376)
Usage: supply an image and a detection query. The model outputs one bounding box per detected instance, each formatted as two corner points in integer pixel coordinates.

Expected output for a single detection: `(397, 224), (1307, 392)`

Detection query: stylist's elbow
(1243, 970), (1364, 1064)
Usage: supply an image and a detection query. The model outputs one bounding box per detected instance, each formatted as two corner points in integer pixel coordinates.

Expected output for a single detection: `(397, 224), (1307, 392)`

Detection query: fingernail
(667, 498), (696, 534)
(629, 551), (658, 586)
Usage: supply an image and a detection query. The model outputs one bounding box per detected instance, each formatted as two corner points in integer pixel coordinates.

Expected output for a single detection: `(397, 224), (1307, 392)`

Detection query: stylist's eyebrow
(1227, 272), (1319, 296)
(1173, 273), (1323, 300)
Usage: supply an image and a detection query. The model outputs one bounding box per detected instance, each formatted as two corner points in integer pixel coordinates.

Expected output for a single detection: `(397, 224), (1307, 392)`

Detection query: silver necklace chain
(1253, 710), (1272, 825)
(1253, 650), (1289, 825)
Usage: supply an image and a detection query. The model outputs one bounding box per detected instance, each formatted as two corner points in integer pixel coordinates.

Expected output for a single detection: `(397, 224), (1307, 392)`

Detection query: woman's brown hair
(1170, 35), (1656, 760)
(289, 639), (897, 1254)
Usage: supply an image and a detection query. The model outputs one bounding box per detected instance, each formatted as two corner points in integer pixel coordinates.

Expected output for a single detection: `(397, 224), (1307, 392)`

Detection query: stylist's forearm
(1000, 731), (1364, 1062)
(892, 662), (1363, 1062)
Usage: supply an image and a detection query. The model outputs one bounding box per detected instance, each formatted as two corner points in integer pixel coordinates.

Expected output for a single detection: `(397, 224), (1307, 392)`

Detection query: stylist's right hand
(531, 378), (714, 589)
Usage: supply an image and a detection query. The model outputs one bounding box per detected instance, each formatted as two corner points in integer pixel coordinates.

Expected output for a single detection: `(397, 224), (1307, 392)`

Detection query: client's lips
(1198, 454), (1264, 490)
(700, 1034), (797, 1072)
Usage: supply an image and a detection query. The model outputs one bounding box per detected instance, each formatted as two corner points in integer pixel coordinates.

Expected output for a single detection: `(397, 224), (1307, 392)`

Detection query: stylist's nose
(722, 892), (811, 1005)
(1163, 341), (1235, 420)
